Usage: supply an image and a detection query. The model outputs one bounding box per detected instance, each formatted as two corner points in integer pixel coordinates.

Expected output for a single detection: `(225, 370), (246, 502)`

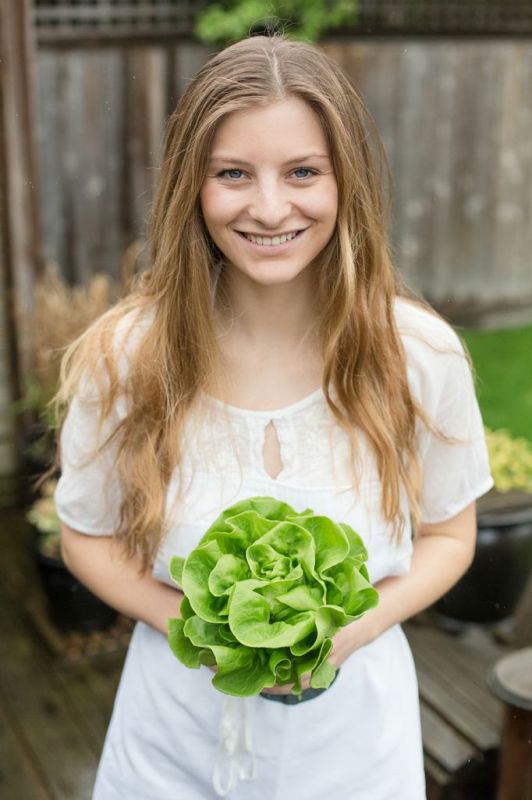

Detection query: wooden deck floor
(0, 507), (515, 800)
(0, 509), (126, 800)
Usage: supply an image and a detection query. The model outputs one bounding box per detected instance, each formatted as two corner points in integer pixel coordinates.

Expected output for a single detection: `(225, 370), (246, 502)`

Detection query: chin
(227, 253), (313, 283)
(245, 264), (310, 286)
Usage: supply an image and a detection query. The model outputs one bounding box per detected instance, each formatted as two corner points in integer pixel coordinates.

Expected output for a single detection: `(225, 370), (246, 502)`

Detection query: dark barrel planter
(434, 501), (532, 625)
(34, 540), (118, 633)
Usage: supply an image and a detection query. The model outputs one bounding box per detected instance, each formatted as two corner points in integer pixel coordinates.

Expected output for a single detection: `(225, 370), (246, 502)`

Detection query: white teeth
(243, 230), (300, 246)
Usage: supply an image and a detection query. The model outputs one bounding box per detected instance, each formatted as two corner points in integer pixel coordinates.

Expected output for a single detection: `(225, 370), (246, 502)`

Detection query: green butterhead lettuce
(167, 497), (378, 697)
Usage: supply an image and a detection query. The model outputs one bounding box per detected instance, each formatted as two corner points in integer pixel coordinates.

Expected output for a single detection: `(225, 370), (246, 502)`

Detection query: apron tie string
(213, 697), (256, 797)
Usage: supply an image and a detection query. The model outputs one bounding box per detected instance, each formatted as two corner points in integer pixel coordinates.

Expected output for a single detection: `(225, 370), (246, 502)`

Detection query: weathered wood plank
(0, 602), (98, 800)
(124, 46), (168, 248)
(493, 43), (531, 301)
(0, 510), (127, 798)
(415, 662), (500, 752)
(407, 624), (505, 722)
(0, 0), (41, 494)
(0, 0), (41, 368)
(52, 659), (118, 755)
(424, 753), (453, 800)
(420, 702), (480, 773)
(406, 620), (503, 797)
(406, 625), (503, 750)
(35, 49), (66, 273)
(78, 656), (124, 717)
(0, 695), (52, 800)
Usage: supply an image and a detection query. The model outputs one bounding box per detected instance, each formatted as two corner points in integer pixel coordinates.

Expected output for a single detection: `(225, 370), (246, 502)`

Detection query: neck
(215, 265), (321, 353)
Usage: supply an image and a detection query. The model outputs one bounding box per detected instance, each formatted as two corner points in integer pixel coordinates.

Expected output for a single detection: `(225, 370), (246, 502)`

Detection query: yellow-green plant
(26, 479), (61, 558)
(485, 427), (532, 493)
(194, 0), (358, 45)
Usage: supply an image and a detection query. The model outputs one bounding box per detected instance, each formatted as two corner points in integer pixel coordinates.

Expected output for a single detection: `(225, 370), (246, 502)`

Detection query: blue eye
(218, 169), (244, 180)
(293, 168), (317, 179)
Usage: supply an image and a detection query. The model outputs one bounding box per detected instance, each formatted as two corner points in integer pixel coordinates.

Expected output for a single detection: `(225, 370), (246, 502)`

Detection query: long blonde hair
(56, 34), (432, 572)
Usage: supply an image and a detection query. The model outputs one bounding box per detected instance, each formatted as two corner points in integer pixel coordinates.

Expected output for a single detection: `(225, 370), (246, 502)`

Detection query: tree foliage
(194, 0), (358, 45)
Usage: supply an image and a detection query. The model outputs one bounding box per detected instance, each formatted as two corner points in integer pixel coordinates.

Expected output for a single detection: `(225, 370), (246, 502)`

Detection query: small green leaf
(169, 556), (184, 588)
(167, 618), (203, 668)
(208, 553), (250, 596)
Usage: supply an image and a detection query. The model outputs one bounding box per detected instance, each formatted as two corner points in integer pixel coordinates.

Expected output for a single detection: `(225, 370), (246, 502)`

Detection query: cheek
(308, 181), (338, 225)
(315, 197), (338, 229)
(200, 186), (241, 228)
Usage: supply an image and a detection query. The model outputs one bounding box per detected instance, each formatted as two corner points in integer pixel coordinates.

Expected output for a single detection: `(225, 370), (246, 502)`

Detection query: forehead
(209, 97), (330, 160)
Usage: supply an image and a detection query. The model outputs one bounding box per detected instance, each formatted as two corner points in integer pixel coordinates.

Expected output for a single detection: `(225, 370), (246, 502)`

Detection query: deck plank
(406, 622), (504, 747)
(420, 702), (480, 772)
(0, 696), (52, 800)
(0, 509), (126, 799)
(52, 661), (115, 756)
(0, 600), (99, 800)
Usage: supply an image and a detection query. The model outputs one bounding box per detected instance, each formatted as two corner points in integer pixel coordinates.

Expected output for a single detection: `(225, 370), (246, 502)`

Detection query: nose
(248, 177), (292, 230)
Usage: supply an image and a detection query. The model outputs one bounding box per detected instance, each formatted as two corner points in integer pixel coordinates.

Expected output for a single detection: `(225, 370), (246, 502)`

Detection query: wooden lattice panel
(32, 0), (203, 43)
(32, 0), (532, 44)
(356, 0), (532, 36)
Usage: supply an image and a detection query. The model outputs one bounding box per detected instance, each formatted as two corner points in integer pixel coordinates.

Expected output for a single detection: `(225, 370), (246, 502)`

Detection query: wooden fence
(0, 0), (41, 505)
(34, 36), (532, 327)
(2, 8), (532, 499)
(36, 42), (211, 286)
(325, 39), (532, 326)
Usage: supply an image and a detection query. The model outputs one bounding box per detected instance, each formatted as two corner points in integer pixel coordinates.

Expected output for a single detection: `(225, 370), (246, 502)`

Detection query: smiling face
(200, 97), (338, 288)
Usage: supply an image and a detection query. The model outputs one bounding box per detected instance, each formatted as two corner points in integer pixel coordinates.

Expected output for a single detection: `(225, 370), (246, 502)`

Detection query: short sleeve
(54, 306), (154, 535)
(396, 299), (494, 523)
(54, 383), (126, 535)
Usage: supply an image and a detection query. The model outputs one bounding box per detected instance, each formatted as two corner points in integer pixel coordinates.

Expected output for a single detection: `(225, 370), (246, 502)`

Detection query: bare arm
(60, 523), (183, 636)
(333, 502), (477, 658)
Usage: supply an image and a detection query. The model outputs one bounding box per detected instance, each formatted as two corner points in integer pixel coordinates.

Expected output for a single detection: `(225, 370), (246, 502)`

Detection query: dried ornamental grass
(21, 239), (146, 423)
(31, 263), (120, 412)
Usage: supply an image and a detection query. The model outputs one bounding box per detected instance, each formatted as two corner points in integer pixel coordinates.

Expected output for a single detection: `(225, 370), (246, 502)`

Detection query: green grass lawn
(460, 324), (532, 440)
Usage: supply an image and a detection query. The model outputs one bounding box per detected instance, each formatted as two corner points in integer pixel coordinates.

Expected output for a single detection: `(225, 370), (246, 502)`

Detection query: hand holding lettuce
(167, 497), (378, 697)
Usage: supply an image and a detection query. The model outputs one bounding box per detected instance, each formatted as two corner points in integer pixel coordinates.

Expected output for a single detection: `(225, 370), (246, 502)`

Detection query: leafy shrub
(485, 427), (532, 493)
(194, 0), (358, 45)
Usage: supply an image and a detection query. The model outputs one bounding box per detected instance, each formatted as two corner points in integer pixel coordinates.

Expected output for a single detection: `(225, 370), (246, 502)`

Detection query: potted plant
(17, 247), (143, 632)
(434, 428), (532, 627)
(26, 479), (118, 633)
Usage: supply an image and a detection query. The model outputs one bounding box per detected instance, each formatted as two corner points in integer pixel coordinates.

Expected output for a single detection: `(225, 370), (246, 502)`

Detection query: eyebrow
(208, 154), (330, 166)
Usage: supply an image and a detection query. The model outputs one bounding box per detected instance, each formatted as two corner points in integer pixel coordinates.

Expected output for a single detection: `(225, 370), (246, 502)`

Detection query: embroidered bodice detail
(177, 388), (356, 488)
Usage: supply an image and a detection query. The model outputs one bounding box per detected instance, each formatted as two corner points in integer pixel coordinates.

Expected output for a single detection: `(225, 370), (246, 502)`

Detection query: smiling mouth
(236, 229), (306, 246)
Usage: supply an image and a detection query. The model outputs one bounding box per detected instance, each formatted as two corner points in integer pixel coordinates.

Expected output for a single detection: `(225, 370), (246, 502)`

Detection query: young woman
(55, 34), (493, 800)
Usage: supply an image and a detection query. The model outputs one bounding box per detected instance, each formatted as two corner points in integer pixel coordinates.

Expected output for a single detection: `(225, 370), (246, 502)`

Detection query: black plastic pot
(434, 503), (532, 625)
(34, 545), (118, 634)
